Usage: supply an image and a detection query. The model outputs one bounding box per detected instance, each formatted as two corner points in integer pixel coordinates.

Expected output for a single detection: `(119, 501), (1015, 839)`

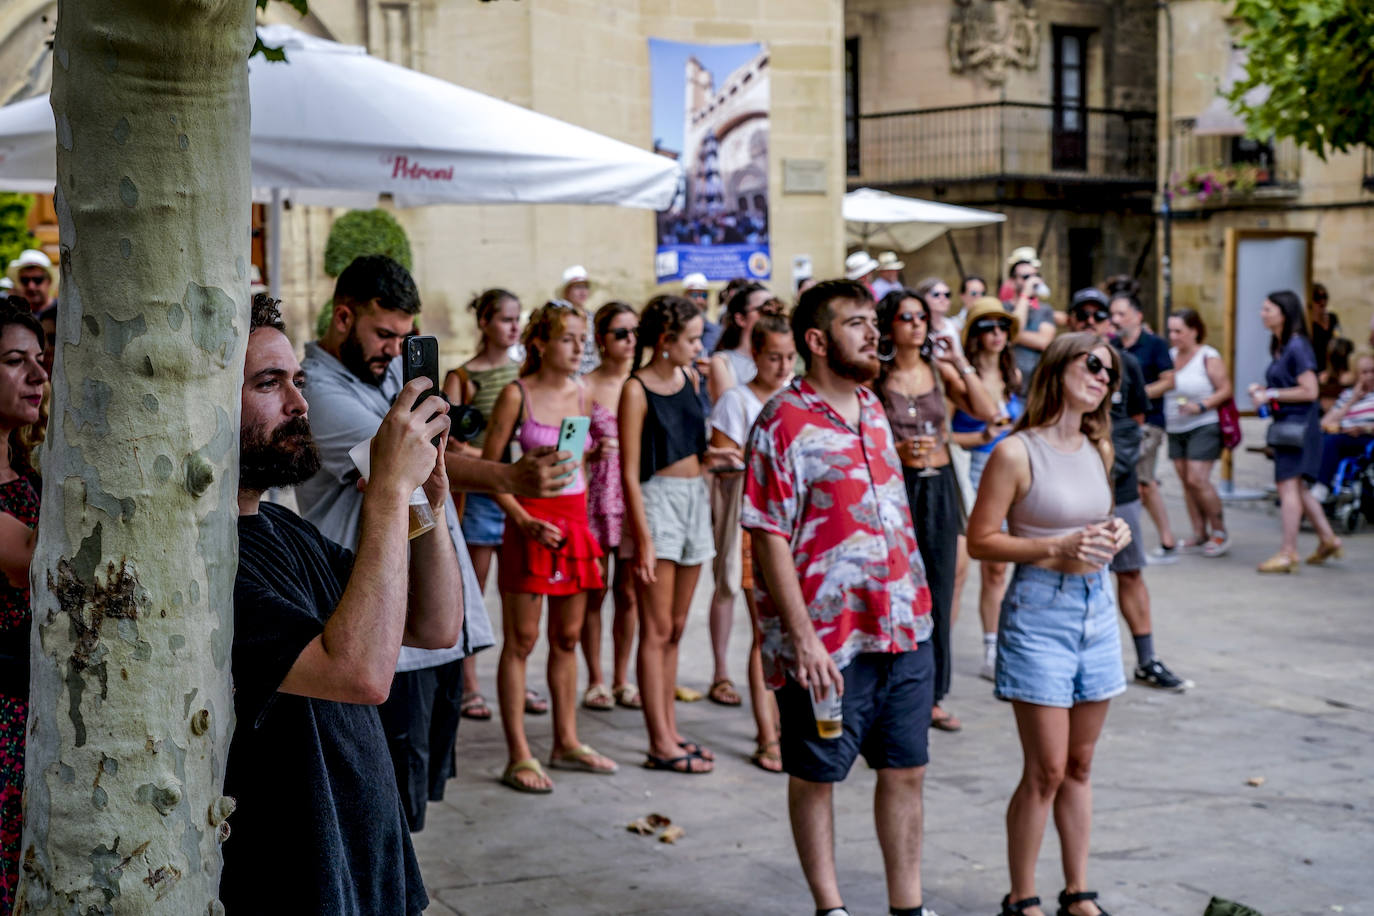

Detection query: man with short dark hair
(1004, 253), (1057, 390)
(746, 279), (938, 916)
(297, 255), (567, 831)
(224, 294), (462, 914)
(1071, 289), (1190, 693)
(1109, 292), (1179, 562)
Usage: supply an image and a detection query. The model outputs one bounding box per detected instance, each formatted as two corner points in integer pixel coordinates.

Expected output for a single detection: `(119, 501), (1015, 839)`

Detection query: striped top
(461, 360), (521, 449)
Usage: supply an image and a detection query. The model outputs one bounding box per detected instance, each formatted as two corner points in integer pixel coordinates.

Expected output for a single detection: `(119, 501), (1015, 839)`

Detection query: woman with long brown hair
(482, 301), (615, 793)
(968, 332), (1133, 916)
(0, 296), (46, 911)
(579, 301), (641, 711)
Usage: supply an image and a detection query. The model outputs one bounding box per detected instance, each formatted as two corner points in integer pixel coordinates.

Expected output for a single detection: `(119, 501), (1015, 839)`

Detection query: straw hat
(1005, 246), (1040, 271)
(961, 296), (1020, 349)
(6, 249), (56, 288)
(845, 251), (880, 281)
(876, 251), (905, 272)
(682, 272), (709, 291)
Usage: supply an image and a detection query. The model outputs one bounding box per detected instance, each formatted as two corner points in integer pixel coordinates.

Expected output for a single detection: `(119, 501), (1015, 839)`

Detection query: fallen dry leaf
(659, 825), (685, 844)
(1246, 776), (1265, 787)
(627, 813), (672, 835)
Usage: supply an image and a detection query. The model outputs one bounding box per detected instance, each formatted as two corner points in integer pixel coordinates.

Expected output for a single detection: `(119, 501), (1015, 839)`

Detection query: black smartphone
(403, 335), (443, 445)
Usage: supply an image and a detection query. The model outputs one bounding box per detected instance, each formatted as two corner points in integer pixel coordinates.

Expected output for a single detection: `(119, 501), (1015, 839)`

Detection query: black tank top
(635, 368), (707, 481)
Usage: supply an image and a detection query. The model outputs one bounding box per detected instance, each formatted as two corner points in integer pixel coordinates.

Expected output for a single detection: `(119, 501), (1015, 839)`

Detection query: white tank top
(1165, 345), (1221, 433)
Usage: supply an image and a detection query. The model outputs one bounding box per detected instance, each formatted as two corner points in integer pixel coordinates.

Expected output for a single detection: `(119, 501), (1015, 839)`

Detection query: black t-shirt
(222, 502), (427, 916)
(1109, 346), (1148, 506)
(1125, 330), (1173, 428)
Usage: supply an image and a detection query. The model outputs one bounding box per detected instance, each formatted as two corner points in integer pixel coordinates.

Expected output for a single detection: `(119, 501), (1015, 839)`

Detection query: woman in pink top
(482, 301), (614, 793)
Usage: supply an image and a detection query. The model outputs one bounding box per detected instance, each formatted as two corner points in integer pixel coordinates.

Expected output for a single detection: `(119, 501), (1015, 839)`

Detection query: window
(845, 37), (860, 177)
(1052, 28), (1093, 171)
(1231, 136), (1276, 183)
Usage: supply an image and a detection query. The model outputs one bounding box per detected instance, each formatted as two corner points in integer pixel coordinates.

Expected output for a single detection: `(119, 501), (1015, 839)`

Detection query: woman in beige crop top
(967, 333), (1134, 916)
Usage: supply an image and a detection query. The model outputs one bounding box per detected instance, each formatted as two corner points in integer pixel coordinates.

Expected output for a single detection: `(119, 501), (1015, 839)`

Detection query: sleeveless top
(1165, 345), (1221, 434)
(461, 361), (520, 449)
(880, 378), (946, 443)
(1006, 431), (1111, 541)
(718, 349), (757, 387)
(513, 379), (593, 495)
(635, 368), (707, 482)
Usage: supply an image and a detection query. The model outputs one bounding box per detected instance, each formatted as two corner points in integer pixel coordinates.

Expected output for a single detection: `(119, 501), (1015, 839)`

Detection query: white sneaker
(1147, 544), (1180, 565)
(1310, 482), (1331, 503)
(980, 642), (997, 681)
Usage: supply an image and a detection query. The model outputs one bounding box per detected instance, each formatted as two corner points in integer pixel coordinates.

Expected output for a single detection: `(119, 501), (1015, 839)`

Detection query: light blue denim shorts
(994, 565), (1126, 708)
(460, 492), (506, 547)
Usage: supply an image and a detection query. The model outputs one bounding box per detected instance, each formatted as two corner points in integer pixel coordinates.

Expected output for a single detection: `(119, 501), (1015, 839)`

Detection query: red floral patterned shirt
(742, 378), (932, 688)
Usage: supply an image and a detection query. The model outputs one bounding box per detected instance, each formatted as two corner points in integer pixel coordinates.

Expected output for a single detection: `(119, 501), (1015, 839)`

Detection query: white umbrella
(0, 25), (681, 295)
(844, 187), (1006, 253)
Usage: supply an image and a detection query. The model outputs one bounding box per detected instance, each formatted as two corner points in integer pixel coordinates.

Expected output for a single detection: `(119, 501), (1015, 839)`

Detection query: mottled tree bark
(18, 0), (252, 912)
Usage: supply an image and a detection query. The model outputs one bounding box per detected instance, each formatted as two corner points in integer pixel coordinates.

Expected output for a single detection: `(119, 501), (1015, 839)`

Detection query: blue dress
(1264, 335), (1321, 482)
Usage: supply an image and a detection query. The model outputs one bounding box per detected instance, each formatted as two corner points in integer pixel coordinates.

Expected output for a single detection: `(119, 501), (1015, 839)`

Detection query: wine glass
(917, 420), (941, 478)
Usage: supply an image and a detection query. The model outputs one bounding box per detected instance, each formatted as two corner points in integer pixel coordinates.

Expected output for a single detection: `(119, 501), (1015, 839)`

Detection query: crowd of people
(0, 239), (1367, 916)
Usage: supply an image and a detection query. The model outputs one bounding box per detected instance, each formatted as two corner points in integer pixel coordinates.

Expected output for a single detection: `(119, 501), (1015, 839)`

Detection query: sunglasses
(895, 311), (927, 324)
(19, 276), (47, 287)
(1081, 352), (1120, 386)
(927, 289), (951, 299)
(1073, 307), (1110, 324)
(607, 327), (638, 341)
(972, 318), (1012, 334)
(687, 290), (709, 300)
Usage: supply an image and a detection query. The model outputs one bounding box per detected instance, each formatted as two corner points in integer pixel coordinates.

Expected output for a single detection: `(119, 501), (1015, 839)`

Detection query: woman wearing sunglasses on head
(949, 297), (1023, 682)
(579, 302), (642, 713)
(873, 289), (997, 735)
(967, 332), (1132, 916)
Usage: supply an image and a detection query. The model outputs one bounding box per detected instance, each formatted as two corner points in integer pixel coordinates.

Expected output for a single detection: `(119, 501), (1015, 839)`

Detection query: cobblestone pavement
(416, 423), (1374, 916)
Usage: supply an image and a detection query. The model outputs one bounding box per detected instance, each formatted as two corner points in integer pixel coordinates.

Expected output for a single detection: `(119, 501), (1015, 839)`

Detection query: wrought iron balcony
(850, 101), (1156, 190)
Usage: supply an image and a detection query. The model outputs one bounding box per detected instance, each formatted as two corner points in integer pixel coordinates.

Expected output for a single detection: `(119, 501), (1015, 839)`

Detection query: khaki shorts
(1136, 424), (1166, 486)
(710, 473), (744, 600)
(629, 475), (715, 567)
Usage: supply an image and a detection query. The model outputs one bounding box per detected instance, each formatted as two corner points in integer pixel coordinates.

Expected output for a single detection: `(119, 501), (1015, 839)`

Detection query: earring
(661, 350), (669, 361)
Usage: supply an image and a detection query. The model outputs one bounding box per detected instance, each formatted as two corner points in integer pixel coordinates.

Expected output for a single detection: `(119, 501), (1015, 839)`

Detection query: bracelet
(960, 365), (976, 376)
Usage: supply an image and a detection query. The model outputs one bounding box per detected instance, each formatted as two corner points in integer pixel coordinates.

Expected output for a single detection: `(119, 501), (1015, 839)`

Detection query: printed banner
(650, 39), (771, 283)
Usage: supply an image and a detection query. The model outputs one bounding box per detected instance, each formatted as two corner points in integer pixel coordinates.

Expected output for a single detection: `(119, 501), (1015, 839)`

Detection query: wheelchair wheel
(1335, 501), (1360, 534)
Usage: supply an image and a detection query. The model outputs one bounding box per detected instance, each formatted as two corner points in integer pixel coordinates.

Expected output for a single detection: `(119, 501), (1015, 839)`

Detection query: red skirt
(499, 491), (605, 596)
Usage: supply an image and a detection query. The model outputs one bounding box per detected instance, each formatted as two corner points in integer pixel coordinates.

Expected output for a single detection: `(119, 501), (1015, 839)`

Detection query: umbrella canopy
(844, 187), (1006, 253)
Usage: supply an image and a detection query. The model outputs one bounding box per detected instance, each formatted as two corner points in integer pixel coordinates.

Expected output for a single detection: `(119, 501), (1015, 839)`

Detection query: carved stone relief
(948, 0), (1041, 86)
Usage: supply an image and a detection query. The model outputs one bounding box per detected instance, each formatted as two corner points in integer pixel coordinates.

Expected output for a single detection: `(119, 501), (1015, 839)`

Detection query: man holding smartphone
(297, 255), (574, 831)
(224, 295), (461, 914)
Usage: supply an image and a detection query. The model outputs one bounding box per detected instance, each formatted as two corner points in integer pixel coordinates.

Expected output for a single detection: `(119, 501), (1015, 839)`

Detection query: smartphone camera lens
(450, 405), (486, 443)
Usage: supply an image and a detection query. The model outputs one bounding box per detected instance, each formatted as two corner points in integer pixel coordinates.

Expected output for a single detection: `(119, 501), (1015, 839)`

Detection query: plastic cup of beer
(348, 438), (435, 540)
(810, 686), (843, 740)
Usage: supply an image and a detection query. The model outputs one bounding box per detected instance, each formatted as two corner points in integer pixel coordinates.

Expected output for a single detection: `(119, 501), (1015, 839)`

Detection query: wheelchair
(1329, 439), (1374, 534)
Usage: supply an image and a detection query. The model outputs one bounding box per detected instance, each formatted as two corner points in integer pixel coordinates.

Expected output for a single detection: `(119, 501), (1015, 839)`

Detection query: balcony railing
(1168, 120), (1301, 206)
(852, 102), (1156, 188)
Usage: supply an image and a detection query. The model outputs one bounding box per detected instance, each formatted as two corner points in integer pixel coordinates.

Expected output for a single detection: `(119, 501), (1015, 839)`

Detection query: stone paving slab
(416, 433), (1374, 916)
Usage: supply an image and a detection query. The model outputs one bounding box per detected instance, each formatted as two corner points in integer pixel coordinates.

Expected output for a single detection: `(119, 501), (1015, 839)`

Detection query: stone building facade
(845, 0), (1160, 319)
(1161, 0), (1374, 354)
(0, 0), (847, 365)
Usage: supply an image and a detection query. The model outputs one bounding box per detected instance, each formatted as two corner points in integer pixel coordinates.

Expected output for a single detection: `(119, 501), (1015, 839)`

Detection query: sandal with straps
(1056, 889), (1110, 916)
(1000, 895), (1041, 916)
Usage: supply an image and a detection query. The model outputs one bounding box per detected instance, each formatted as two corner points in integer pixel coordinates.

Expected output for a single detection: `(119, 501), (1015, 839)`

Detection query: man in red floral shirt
(743, 279), (936, 916)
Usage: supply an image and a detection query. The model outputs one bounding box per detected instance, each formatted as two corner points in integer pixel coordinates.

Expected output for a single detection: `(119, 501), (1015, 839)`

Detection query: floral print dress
(0, 473), (38, 914)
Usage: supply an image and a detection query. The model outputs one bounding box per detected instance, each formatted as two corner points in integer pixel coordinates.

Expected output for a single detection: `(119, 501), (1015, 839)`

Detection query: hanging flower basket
(1171, 164), (1269, 203)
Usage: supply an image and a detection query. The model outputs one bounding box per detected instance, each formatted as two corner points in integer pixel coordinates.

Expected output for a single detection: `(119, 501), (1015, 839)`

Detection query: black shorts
(775, 646), (933, 783)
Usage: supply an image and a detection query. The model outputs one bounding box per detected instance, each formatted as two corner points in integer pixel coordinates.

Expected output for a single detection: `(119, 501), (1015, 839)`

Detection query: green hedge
(323, 208), (412, 278)
(0, 193), (38, 271)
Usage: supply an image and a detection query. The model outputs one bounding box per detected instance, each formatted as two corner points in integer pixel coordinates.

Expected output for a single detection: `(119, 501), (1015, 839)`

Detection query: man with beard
(224, 295), (462, 914)
(743, 279), (938, 916)
(296, 255), (567, 832)
(1069, 289), (1190, 693)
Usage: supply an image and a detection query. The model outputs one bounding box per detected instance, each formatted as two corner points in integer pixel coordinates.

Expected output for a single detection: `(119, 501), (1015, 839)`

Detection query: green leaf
(250, 35), (288, 62)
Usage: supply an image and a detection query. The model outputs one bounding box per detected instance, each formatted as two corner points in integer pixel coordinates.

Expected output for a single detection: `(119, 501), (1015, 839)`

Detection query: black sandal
(1056, 890), (1109, 916)
(1000, 895), (1040, 915)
